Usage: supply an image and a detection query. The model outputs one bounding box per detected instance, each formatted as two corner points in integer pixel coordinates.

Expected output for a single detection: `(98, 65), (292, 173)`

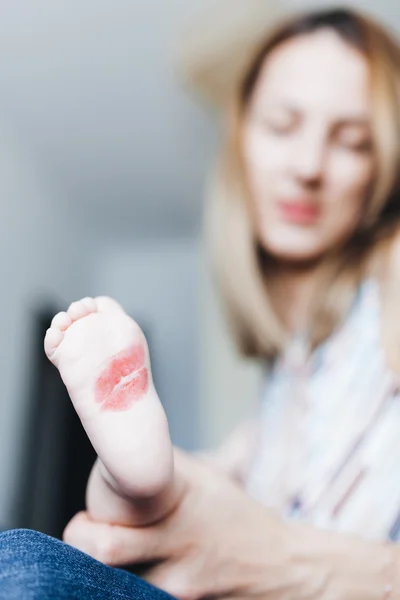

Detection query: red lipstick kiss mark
(95, 345), (149, 412)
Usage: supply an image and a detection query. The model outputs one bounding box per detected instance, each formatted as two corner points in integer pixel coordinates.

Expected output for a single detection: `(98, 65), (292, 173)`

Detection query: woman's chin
(261, 239), (325, 265)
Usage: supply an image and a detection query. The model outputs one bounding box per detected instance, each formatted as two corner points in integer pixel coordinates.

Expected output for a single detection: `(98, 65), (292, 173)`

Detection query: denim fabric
(0, 529), (174, 600)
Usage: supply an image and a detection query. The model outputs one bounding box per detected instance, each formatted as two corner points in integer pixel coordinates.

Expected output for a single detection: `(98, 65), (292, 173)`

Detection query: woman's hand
(64, 449), (400, 600)
(64, 449), (294, 599)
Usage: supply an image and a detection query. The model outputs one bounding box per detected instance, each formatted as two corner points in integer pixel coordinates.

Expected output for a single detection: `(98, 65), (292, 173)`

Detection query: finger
(63, 512), (169, 567)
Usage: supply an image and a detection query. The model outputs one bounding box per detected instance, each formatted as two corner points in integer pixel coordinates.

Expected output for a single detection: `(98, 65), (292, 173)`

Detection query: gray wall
(0, 0), (213, 529)
(1, 0), (399, 529)
(0, 130), (89, 527)
(0, 0), (215, 236)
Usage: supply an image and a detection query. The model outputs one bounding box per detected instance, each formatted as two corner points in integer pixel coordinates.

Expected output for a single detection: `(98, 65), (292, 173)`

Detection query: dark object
(16, 306), (97, 539)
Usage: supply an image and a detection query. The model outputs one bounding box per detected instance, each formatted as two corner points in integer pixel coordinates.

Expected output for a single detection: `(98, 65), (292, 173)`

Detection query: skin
(65, 31), (400, 600)
(243, 30), (375, 330)
(66, 449), (400, 600)
(244, 29), (374, 264)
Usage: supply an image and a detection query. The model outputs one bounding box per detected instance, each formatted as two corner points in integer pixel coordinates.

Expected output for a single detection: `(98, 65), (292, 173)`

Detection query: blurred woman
(204, 6), (400, 541)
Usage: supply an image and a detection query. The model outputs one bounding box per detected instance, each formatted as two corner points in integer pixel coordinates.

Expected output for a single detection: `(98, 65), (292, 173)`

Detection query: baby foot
(44, 296), (173, 500)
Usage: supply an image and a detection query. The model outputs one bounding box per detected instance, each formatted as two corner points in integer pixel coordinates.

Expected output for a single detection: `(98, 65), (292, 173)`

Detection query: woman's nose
(290, 132), (326, 187)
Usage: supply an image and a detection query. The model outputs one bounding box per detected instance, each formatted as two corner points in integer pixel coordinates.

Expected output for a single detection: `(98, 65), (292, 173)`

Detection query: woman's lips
(277, 199), (320, 225)
(95, 345), (149, 412)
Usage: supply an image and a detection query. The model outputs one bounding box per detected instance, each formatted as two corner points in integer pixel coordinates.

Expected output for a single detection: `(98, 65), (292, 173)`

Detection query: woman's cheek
(330, 152), (373, 199)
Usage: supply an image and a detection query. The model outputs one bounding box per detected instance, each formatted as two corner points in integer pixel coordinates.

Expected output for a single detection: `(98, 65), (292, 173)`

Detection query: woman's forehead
(251, 29), (372, 118)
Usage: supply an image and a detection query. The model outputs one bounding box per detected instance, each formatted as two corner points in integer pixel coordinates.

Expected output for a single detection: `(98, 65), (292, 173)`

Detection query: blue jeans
(0, 529), (174, 599)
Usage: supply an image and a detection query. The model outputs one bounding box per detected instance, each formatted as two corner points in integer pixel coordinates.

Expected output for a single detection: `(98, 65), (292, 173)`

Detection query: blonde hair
(207, 7), (400, 360)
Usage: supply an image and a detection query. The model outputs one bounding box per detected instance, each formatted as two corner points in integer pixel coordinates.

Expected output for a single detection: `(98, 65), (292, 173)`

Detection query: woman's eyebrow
(252, 100), (371, 128)
(333, 114), (371, 127)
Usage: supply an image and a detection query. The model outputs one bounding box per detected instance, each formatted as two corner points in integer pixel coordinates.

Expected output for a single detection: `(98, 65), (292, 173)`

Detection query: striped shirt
(246, 279), (400, 541)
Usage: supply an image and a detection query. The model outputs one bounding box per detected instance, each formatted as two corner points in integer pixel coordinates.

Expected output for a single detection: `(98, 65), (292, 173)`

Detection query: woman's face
(243, 29), (375, 262)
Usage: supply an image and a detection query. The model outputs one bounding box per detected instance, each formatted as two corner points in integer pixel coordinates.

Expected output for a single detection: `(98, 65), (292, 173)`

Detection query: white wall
(90, 238), (201, 450)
